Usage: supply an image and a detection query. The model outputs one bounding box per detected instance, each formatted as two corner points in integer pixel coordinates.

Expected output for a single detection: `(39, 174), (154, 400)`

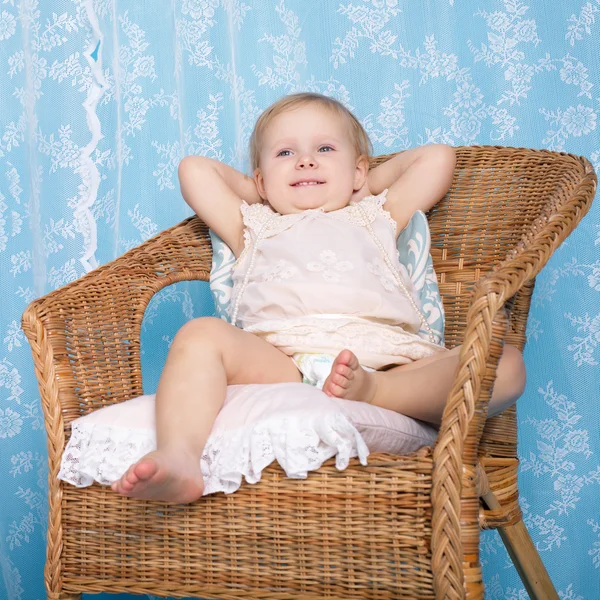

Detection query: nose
(296, 153), (317, 169)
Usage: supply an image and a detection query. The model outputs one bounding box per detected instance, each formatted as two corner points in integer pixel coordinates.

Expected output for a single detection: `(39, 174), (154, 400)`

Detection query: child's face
(253, 104), (368, 214)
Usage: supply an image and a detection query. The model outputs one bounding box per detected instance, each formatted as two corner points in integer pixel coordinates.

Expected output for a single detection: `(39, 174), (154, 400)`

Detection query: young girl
(111, 93), (526, 503)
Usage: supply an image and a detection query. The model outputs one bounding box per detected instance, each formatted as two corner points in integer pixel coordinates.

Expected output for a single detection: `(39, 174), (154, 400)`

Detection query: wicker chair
(22, 146), (596, 599)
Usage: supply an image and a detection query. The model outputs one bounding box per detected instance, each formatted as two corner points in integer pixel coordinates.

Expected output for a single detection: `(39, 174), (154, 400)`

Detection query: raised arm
(368, 144), (456, 234)
(178, 156), (263, 256)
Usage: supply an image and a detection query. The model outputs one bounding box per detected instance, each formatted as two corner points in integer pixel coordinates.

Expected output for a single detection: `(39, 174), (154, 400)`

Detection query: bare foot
(322, 349), (377, 403)
(110, 450), (204, 504)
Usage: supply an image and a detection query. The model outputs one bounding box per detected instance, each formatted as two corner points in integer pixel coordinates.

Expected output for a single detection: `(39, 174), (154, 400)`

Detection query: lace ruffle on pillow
(58, 383), (370, 495)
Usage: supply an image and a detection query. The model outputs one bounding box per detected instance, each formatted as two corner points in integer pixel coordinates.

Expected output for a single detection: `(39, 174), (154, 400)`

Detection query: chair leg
(481, 490), (559, 600)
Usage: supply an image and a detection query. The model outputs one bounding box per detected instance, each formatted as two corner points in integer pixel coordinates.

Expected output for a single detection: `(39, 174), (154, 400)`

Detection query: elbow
(178, 155), (214, 194)
(430, 143), (456, 172)
(178, 155), (194, 183)
(177, 155), (212, 210)
(178, 155), (204, 180)
(428, 144), (456, 190)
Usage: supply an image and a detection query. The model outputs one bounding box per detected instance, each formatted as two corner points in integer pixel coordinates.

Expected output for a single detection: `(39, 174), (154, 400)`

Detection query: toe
(125, 467), (139, 486)
(341, 349), (359, 368)
(335, 364), (353, 379)
(329, 382), (346, 398)
(112, 479), (125, 494)
(121, 477), (134, 492)
(333, 349), (359, 373)
(134, 457), (159, 482)
(332, 373), (349, 388)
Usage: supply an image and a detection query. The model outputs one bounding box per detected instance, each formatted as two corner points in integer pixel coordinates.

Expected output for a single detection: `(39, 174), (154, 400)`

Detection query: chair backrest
(372, 146), (591, 352)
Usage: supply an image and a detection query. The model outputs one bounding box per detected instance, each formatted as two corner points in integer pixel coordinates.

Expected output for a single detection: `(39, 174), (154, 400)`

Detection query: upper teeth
(295, 181), (321, 186)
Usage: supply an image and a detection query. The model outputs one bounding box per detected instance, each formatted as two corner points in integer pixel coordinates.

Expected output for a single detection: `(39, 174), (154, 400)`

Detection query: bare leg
(111, 317), (301, 502)
(322, 344), (526, 426)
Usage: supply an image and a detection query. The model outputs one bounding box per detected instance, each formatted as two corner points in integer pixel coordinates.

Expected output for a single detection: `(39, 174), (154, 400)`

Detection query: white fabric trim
(58, 384), (370, 496)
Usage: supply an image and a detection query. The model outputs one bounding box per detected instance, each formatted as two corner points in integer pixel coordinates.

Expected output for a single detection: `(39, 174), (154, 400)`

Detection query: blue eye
(277, 150), (292, 157)
(319, 146), (333, 152)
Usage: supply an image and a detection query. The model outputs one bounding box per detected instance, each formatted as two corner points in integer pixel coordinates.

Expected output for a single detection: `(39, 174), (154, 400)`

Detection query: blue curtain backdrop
(1, 1), (599, 598)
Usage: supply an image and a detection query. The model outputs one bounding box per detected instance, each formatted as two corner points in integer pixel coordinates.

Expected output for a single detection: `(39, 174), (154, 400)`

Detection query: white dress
(230, 190), (446, 370)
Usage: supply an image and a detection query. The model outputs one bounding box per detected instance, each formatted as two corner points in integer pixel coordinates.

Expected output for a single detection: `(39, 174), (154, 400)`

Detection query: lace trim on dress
(239, 190), (395, 239)
(370, 189), (398, 232)
(240, 201), (317, 239)
(239, 201), (274, 232)
(245, 315), (446, 369)
(323, 190), (396, 234)
(247, 315), (441, 346)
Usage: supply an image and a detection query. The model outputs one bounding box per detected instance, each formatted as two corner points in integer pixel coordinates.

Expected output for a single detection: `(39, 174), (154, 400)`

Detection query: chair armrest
(430, 153), (596, 595)
(21, 216), (212, 459)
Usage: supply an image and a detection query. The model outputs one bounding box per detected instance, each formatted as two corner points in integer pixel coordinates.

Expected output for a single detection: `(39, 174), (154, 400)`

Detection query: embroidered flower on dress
(367, 258), (398, 291)
(262, 260), (298, 282)
(307, 250), (353, 283)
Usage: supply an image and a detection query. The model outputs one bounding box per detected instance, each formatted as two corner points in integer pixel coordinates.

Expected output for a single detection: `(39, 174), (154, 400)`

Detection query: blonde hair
(249, 92), (372, 171)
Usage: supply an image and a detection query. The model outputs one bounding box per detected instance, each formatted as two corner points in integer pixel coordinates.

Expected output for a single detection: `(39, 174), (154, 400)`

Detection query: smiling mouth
(291, 181), (325, 187)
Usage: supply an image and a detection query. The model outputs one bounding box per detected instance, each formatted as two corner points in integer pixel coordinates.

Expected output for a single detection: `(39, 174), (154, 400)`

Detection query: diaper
(292, 353), (375, 390)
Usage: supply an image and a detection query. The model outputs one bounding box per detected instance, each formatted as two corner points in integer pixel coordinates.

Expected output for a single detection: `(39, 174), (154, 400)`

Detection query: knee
(499, 344), (527, 399)
(173, 316), (229, 349)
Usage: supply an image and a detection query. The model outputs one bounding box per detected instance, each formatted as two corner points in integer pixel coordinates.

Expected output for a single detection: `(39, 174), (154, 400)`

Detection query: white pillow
(59, 383), (437, 496)
(332, 395), (438, 455)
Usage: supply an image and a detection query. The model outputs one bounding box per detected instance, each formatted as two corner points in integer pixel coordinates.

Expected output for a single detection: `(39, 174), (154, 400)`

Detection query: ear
(253, 168), (267, 200)
(353, 155), (369, 191)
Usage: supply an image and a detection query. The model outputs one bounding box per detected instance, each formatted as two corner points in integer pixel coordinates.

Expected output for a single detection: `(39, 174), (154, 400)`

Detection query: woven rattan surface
(59, 451), (434, 599)
(22, 146), (596, 599)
